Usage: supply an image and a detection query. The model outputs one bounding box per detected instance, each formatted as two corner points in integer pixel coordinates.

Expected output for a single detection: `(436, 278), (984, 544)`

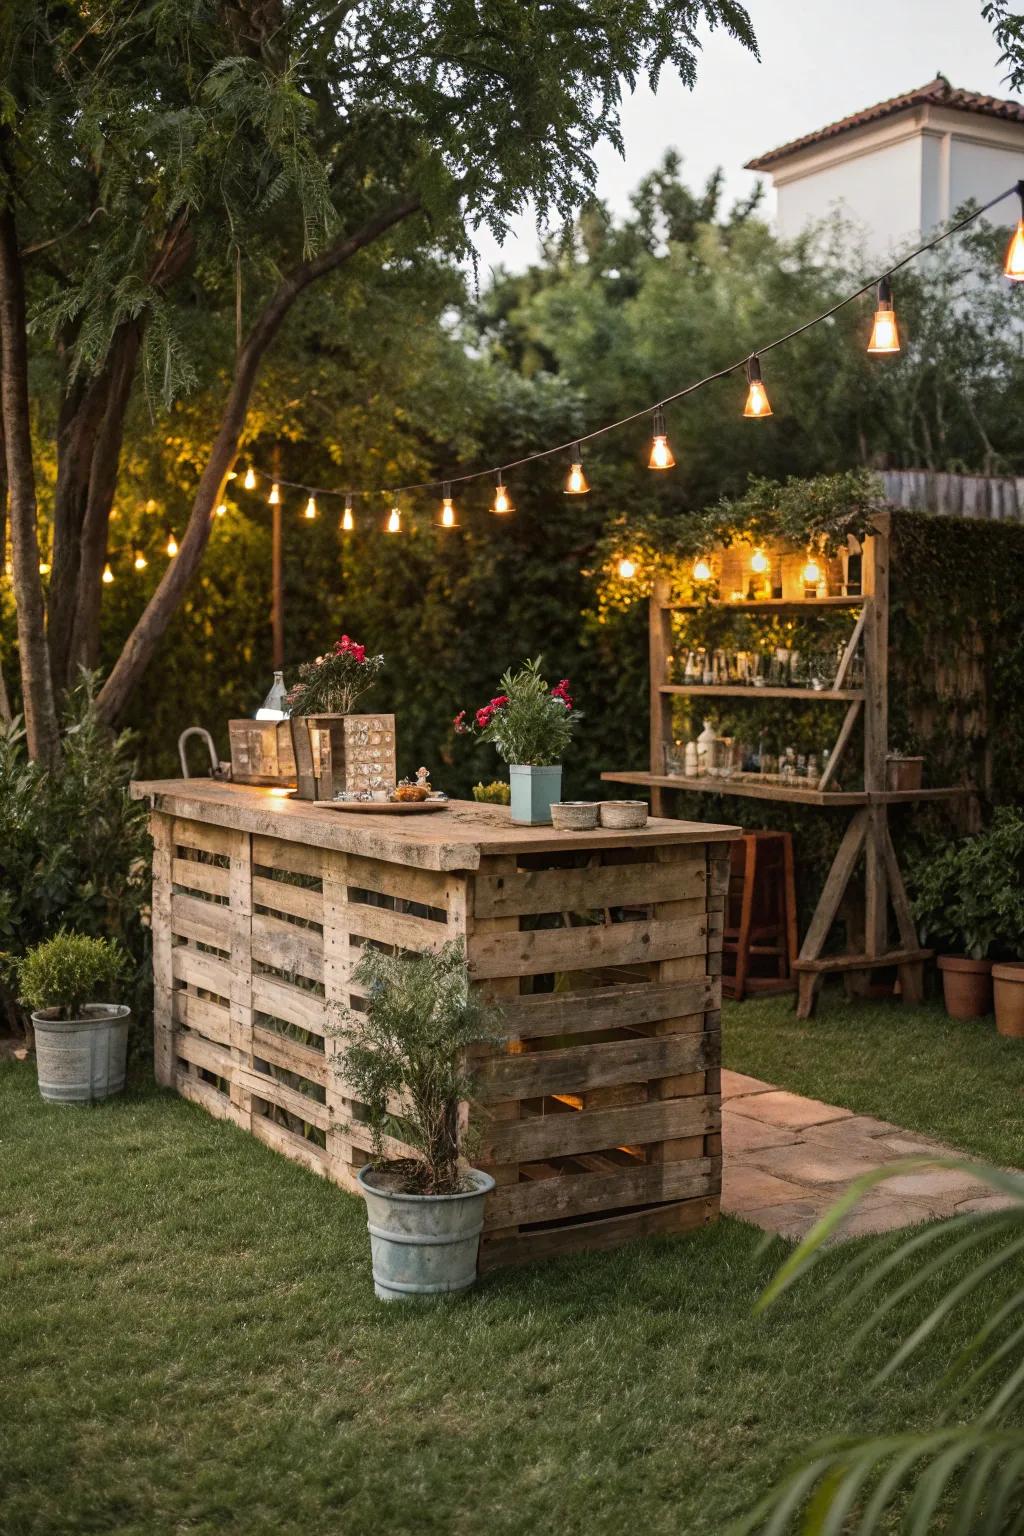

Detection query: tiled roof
(745, 75), (1024, 171)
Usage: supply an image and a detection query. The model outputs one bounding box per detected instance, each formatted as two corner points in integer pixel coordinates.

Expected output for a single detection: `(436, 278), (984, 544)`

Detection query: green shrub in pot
(337, 938), (503, 1299)
(13, 931), (130, 1103)
(911, 808), (1024, 1020)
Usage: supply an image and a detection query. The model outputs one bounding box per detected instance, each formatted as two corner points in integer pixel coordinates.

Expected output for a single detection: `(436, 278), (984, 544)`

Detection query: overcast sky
(472, 0), (1019, 273)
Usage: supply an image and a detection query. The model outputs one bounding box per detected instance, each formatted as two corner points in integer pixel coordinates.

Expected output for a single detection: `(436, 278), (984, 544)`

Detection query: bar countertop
(131, 778), (740, 872)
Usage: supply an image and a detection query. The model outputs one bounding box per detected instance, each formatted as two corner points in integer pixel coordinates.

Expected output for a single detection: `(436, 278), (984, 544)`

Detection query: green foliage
(910, 807), (1024, 960)
(14, 930), (128, 1021)
(472, 780), (511, 805)
(283, 635), (384, 717)
(0, 678), (151, 1032)
(736, 1159), (1024, 1535)
(459, 658), (579, 767)
(336, 939), (502, 1195)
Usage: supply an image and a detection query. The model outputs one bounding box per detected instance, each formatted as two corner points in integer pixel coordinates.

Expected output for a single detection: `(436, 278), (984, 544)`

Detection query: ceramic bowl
(550, 801), (600, 830)
(599, 799), (649, 829)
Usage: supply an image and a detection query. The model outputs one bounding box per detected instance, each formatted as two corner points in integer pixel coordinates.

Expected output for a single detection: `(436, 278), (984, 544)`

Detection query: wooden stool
(722, 831), (799, 1002)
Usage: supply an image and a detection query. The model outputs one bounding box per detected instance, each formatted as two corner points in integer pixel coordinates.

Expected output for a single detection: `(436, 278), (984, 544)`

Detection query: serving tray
(323, 799), (450, 814)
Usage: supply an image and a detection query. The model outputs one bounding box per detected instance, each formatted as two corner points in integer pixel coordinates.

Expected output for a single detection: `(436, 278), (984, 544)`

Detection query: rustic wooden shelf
(602, 770), (867, 807)
(660, 684), (864, 701)
(665, 596), (866, 612)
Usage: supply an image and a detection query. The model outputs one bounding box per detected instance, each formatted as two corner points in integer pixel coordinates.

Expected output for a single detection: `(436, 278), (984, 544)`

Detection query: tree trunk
(95, 193), (421, 725)
(69, 322), (142, 674)
(47, 369), (111, 691)
(0, 199), (59, 764)
(0, 394), (10, 724)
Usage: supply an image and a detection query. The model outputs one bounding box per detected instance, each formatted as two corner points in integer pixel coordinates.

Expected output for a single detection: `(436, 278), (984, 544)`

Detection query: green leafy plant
(337, 939), (503, 1195)
(911, 807), (1024, 959)
(284, 634), (384, 716)
(733, 1158), (1024, 1535)
(472, 780), (511, 805)
(455, 658), (580, 767)
(15, 930), (128, 1021)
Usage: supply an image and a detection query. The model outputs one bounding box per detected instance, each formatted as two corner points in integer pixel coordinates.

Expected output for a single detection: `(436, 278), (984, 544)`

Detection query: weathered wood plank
(345, 853), (449, 910)
(171, 857), (230, 899)
(172, 817), (233, 858)
(476, 1031), (715, 1102)
(252, 874), (324, 925)
(252, 835), (324, 879)
(479, 1194), (716, 1271)
(479, 1094), (718, 1164)
(251, 912), (324, 982)
(472, 857), (706, 920)
(484, 1157), (716, 1227)
(173, 990), (232, 1046)
(468, 915), (707, 980)
(251, 1112), (330, 1176)
(495, 978), (714, 1040)
(170, 890), (232, 947)
(174, 1068), (248, 1127)
(175, 1030), (234, 1079)
(251, 972), (326, 1035)
(345, 899), (449, 954)
(239, 1067), (330, 1130)
(171, 944), (234, 1001)
(251, 1026), (328, 1087)
(151, 814), (175, 1087)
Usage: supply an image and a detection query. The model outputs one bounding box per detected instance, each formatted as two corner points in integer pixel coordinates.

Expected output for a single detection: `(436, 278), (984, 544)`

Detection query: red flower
(551, 678), (573, 708)
(453, 709), (468, 734)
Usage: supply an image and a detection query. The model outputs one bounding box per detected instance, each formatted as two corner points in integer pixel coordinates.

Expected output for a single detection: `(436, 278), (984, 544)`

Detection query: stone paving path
(721, 1069), (1011, 1241)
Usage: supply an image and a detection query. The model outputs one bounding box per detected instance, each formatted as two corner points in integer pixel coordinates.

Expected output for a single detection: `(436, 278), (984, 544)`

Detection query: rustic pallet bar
(132, 779), (739, 1271)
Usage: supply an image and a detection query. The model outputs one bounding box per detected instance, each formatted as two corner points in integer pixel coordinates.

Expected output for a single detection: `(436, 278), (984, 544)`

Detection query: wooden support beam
(649, 577), (672, 816)
(818, 699), (862, 792)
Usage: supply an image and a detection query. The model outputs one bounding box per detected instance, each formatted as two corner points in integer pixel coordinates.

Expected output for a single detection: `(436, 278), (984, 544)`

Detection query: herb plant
(455, 658), (579, 767)
(285, 635), (384, 716)
(338, 940), (503, 1196)
(15, 931), (128, 1021)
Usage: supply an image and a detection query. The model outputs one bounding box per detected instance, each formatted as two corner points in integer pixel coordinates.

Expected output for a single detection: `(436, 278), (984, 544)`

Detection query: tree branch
(95, 190), (422, 724)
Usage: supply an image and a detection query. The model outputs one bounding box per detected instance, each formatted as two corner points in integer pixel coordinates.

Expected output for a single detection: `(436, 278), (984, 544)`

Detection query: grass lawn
(2, 993), (1018, 1536)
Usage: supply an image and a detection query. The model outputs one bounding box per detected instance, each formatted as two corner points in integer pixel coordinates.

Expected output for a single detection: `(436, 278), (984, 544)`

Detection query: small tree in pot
(338, 939), (503, 1300)
(454, 657), (580, 825)
(12, 931), (130, 1103)
(912, 807), (1024, 1026)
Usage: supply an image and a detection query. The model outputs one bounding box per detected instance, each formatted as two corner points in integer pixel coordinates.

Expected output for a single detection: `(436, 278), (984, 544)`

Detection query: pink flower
(453, 709), (468, 734)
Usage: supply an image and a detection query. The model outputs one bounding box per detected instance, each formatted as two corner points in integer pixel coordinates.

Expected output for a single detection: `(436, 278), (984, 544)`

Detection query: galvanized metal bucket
(357, 1165), (495, 1301)
(509, 763), (562, 826)
(31, 1005), (130, 1105)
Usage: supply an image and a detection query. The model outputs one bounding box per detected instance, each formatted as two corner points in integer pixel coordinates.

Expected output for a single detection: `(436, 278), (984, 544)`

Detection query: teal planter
(509, 764), (562, 826)
(357, 1165), (495, 1301)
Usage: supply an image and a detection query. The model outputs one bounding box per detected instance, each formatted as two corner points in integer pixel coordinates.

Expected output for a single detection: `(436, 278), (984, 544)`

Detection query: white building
(745, 75), (1024, 256)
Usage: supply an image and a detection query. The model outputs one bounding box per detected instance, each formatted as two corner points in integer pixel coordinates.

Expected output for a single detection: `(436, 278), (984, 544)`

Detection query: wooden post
(151, 813), (175, 1087)
(862, 518), (891, 959)
(271, 444), (283, 669)
(649, 576), (672, 816)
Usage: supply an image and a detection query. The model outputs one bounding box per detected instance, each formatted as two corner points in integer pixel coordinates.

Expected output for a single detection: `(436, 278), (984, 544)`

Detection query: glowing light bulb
(1006, 211), (1024, 280)
(243, 466), (256, 490)
(268, 482), (280, 506)
(387, 506), (401, 534)
(166, 532), (178, 558)
(226, 470), (237, 481)
(743, 355), (772, 419)
(134, 549), (148, 570)
(439, 483), (458, 528)
(693, 557), (712, 583)
(803, 557), (821, 587)
(564, 444), (589, 495)
(38, 559), (50, 576)
(492, 477), (513, 515)
(304, 495), (317, 520)
(867, 276), (900, 354)
(102, 562), (114, 584)
(215, 503), (227, 518)
(341, 495), (355, 533)
(647, 407), (675, 470)
(750, 548), (769, 574)
(618, 557), (637, 580)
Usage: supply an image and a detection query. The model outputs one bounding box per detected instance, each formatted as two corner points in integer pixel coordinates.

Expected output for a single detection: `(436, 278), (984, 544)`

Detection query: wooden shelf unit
(605, 514), (975, 1017)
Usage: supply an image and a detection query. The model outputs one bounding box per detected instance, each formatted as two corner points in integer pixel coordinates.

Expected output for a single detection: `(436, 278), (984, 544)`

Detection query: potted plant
(12, 930), (130, 1103)
(338, 939), (502, 1301)
(284, 634), (390, 800)
(911, 808), (1024, 1027)
(886, 747), (925, 793)
(454, 657), (580, 825)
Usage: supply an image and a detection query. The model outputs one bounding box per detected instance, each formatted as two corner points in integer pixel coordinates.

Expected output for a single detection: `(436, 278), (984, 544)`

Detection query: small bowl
(550, 801), (599, 831)
(599, 799), (649, 829)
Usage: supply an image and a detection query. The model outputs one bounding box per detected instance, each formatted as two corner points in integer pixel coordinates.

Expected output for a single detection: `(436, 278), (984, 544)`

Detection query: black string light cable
(226, 181), (1024, 513)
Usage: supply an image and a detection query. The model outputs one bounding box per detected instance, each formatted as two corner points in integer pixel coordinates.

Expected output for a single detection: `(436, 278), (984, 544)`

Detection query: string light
(867, 275), (900, 354)
(304, 495), (318, 520)
(38, 559), (50, 576)
(439, 483), (458, 528)
(693, 557), (712, 583)
(341, 494), (355, 533)
(166, 531), (178, 558)
(743, 355), (772, 418)
(1005, 181), (1024, 279)
(243, 465), (256, 490)
(215, 503), (227, 518)
(102, 562), (114, 584)
(648, 406), (675, 470)
(492, 476), (513, 515)
(268, 482), (280, 506)
(618, 557), (637, 580)
(565, 444), (589, 495)
(802, 555), (822, 587)
(750, 548), (769, 574)
(387, 505), (401, 534)
(133, 549), (148, 571)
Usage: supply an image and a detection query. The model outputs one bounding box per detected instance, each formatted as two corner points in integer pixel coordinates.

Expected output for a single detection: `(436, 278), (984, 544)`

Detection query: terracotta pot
(886, 755), (924, 792)
(993, 962), (1024, 1038)
(936, 955), (993, 1020)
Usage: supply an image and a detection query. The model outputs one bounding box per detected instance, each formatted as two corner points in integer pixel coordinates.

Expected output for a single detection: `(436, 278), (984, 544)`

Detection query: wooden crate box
(137, 780), (737, 1270)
